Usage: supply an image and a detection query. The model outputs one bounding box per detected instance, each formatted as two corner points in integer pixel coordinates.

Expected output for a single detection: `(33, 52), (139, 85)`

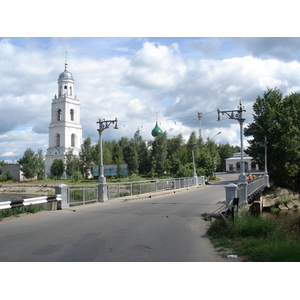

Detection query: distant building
(92, 164), (128, 177)
(45, 62), (83, 176)
(1, 164), (27, 181)
(225, 152), (259, 173)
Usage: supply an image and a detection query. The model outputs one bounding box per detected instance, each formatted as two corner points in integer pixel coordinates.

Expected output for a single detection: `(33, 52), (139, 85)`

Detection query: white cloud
(1, 37), (300, 160)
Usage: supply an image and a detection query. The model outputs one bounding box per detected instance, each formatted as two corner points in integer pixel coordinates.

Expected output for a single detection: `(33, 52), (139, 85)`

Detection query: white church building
(45, 63), (82, 176)
(225, 152), (260, 173)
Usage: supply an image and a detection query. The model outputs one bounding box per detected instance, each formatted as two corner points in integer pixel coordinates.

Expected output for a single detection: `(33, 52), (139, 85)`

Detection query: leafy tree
(19, 148), (37, 180)
(151, 132), (168, 176)
(133, 129), (150, 174)
(50, 159), (65, 179)
(123, 141), (139, 175)
(36, 148), (45, 180)
(80, 137), (93, 178)
(65, 149), (80, 177)
(0, 161), (5, 175)
(245, 88), (300, 191)
(167, 134), (184, 175)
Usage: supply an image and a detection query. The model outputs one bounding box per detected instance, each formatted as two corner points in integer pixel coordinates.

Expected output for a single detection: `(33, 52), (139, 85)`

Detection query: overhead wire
(117, 110), (217, 128)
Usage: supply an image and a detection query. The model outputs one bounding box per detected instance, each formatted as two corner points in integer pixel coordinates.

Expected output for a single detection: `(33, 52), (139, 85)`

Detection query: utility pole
(217, 100), (247, 182)
(96, 118), (118, 201)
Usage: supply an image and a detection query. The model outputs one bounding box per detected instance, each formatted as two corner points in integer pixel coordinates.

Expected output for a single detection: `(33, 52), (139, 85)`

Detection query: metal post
(217, 100), (246, 182)
(97, 118), (118, 202)
(191, 147), (198, 186)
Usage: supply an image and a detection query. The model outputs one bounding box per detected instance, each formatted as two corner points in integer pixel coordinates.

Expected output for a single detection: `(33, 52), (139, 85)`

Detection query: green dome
(151, 122), (163, 137)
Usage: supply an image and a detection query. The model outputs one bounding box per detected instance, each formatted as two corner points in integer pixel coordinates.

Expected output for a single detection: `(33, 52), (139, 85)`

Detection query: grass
(206, 209), (300, 261)
(0, 204), (44, 220)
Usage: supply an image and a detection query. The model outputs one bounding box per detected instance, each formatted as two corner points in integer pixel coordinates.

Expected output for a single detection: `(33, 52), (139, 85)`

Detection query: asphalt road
(0, 173), (239, 262)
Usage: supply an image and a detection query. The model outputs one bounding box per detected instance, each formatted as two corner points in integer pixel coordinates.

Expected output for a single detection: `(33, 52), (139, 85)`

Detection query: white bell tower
(45, 61), (83, 176)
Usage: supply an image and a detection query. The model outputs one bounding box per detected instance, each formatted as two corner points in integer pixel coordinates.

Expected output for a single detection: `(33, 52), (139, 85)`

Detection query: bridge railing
(107, 177), (201, 199)
(225, 174), (269, 209)
(54, 176), (206, 208)
(0, 194), (62, 211)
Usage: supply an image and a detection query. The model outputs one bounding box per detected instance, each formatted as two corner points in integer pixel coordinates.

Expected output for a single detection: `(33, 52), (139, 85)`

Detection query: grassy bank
(206, 210), (300, 262)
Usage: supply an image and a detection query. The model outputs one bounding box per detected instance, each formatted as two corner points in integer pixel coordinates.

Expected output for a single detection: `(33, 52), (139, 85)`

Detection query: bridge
(0, 173), (269, 216)
(224, 172), (270, 217)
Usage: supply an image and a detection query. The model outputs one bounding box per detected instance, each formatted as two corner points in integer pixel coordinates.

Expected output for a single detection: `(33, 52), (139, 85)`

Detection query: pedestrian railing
(225, 174), (270, 209)
(107, 177), (197, 199)
(54, 176), (205, 208)
(68, 184), (98, 206)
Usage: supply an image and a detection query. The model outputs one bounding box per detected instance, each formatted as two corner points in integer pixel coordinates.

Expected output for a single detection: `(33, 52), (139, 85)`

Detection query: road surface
(0, 173), (239, 262)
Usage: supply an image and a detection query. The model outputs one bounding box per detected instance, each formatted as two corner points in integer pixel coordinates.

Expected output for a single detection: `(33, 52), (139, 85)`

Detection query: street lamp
(189, 143), (198, 185)
(209, 131), (221, 178)
(217, 100), (246, 182)
(97, 118), (118, 201)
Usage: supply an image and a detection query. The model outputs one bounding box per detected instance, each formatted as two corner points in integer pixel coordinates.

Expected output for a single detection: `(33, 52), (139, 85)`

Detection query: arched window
(70, 86), (72, 96)
(64, 85), (67, 95)
(59, 86), (62, 96)
(71, 134), (76, 147)
(70, 109), (74, 121)
(57, 109), (62, 121)
(56, 134), (60, 147)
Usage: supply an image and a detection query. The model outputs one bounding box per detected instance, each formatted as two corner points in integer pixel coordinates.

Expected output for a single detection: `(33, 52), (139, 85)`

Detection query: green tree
(123, 141), (139, 175)
(65, 149), (80, 177)
(167, 134), (184, 175)
(36, 148), (45, 180)
(245, 88), (300, 190)
(0, 161), (5, 175)
(19, 148), (37, 180)
(80, 137), (93, 178)
(50, 159), (65, 179)
(151, 131), (168, 176)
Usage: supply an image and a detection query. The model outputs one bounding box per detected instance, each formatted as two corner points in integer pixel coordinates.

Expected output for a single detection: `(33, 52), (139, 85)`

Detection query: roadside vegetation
(206, 208), (300, 262)
(0, 204), (43, 221)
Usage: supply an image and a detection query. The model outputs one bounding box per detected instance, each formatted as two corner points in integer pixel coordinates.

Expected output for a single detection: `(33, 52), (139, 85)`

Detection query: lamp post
(97, 118), (118, 201)
(190, 143), (198, 185)
(217, 100), (246, 182)
(209, 131), (221, 178)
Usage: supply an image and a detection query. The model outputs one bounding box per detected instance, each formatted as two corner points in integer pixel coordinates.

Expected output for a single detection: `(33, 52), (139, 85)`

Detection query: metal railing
(225, 174), (269, 209)
(68, 184), (98, 206)
(54, 176), (205, 208)
(0, 195), (62, 211)
(107, 177), (196, 199)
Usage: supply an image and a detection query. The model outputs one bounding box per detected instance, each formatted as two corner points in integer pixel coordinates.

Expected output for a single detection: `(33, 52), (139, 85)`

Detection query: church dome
(58, 63), (73, 80)
(151, 122), (163, 137)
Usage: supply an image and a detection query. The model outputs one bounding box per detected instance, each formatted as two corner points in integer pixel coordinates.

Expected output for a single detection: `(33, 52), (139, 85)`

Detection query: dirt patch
(0, 184), (55, 196)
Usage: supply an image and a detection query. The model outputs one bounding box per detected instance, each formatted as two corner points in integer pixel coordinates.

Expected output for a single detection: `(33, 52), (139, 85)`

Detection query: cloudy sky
(1, 2), (299, 162)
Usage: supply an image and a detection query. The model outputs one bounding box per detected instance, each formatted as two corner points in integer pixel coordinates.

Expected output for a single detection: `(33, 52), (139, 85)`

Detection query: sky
(1, 2), (300, 162)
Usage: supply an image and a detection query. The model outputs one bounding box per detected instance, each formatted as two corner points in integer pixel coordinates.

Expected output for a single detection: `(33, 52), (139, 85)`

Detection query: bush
(73, 171), (83, 182)
(0, 175), (7, 182)
(5, 171), (12, 180)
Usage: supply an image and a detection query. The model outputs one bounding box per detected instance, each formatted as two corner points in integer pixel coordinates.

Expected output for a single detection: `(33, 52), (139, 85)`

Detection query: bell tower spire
(45, 60), (83, 177)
